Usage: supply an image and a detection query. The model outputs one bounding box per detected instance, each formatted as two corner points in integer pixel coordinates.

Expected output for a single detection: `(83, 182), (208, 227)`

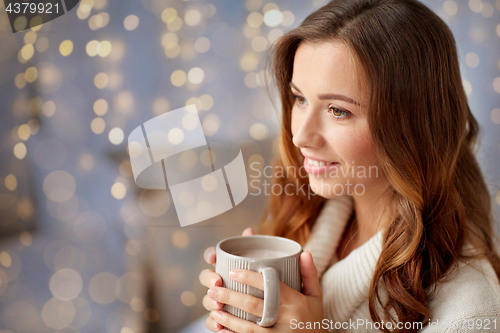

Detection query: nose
(291, 107), (324, 149)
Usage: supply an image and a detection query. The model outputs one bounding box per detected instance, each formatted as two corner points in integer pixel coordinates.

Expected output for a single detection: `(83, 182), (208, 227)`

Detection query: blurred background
(0, 0), (499, 332)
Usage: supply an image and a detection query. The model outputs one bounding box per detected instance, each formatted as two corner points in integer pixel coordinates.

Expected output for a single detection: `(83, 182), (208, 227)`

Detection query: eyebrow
(289, 81), (362, 107)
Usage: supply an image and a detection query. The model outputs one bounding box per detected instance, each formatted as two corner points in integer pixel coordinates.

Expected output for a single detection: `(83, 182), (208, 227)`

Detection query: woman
(197, 0), (500, 332)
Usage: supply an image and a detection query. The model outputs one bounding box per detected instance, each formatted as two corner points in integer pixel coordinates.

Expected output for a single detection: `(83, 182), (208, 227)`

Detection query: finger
(242, 227), (255, 236)
(202, 294), (223, 311)
(208, 286), (264, 318)
(300, 251), (322, 298)
(211, 310), (262, 333)
(199, 269), (223, 289)
(230, 269), (297, 304)
(205, 313), (224, 332)
(204, 246), (216, 266)
(228, 269), (264, 291)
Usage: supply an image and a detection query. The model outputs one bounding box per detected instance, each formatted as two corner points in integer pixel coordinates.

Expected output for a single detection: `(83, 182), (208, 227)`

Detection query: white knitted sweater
(303, 194), (500, 332)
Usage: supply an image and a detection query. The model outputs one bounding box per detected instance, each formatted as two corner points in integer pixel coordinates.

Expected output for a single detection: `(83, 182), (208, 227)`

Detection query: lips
(303, 157), (340, 175)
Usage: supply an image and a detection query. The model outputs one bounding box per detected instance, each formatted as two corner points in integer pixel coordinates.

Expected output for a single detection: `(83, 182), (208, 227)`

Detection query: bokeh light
(491, 108), (500, 125)
(91, 117), (106, 134)
(13, 142), (27, 159)
(171, 70), (187, 87)
(194, 37), (210, 53)
(21, 44), (34, 61)
(43, 170), (76, 203)
(93, 99), (108, 116)
(111, 182), (127, 199)
(152, 97), (170, 115)
(187, 67), (204, 84)
(49, 268), (83, 301)
(36, 36), (49, 52)
(443, 1), (458, 15)
(202, 114), (220, 136)
(59, 40), (74, 57)
(4, 174), (17, 191)
(184, 9), (202, 26)
(249, 123), (269, 140)
(168, 127), (184, 144)
(109, 128), (125, 145)
(94, 72), (109, 89)
(263, 9), (283, 27)
(79, 153), (95, 170)
(465, 52), (480, 68)
(24, 66), (38, 83)
(89, 272), (118, 305)
(98, 41), (112, 57)
(180, 291), (196, 306)
(124, 15), (140, 31)
(463, 79), (472, 95)
(493, 77), (500, 94)
(19, 231), (33, 246)
(247, 12), (263, 27)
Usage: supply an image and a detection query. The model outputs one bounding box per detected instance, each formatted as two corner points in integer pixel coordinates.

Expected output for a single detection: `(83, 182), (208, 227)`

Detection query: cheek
(329, 126), (378, 167)
(290, 107), (300, 137)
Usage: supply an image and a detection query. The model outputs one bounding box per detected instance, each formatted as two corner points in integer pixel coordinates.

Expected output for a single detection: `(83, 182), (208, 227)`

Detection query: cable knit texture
(303, 195), (500, 332)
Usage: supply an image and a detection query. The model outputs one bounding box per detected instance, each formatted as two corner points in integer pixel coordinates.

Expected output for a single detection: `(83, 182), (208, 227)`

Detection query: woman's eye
(293, 95), (308, 106)
(328, 106), (351, 119)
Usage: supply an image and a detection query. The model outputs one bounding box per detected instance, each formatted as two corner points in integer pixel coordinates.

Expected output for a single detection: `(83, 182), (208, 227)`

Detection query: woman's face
(290, 41), (385, 199)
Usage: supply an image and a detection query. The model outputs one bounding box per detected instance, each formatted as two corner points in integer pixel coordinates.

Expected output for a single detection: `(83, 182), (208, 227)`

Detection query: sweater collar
(303, 194), (354, 278)
(303, 195), (384, 322)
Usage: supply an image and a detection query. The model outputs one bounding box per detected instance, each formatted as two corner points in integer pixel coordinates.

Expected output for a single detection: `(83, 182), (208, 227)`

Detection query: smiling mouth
(306, 157), (338, 167)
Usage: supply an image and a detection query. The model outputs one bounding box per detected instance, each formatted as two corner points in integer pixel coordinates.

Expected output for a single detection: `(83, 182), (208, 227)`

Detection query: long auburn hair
(257, 0), (500, 331)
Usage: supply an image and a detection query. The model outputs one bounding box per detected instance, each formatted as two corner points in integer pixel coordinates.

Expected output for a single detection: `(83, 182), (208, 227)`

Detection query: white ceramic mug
(215, 235), (303, 327)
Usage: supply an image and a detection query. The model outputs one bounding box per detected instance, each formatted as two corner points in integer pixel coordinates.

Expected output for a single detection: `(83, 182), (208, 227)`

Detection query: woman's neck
(336, 184), (392, 260)
(352, 192), (390, 243)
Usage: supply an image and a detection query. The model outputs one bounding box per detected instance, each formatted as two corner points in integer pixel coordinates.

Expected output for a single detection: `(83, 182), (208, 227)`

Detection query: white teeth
(307, 157), (336, 167)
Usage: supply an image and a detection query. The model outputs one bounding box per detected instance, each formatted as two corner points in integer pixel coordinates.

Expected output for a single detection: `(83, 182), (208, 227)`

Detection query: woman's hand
(199, 227), (255, 332)
(207, 250), (327, 333)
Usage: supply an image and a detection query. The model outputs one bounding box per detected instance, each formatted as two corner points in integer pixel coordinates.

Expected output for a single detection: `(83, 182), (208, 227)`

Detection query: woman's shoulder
(423, 257), (500, 332)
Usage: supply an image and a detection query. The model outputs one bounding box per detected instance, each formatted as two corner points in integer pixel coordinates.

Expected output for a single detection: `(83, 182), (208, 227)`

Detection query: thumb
(300, 251), (322, 298)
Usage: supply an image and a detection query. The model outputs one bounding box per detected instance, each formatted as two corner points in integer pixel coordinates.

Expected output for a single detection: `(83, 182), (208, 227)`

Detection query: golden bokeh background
(0, 0), (499, 332)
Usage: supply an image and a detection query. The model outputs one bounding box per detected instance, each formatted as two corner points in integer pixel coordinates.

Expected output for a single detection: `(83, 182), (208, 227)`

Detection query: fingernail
(229, 270), (238, 279)
(212, 300), (219, 307)
(204, 248), (214, 262)
(212, 310), (222, 321)
(208, 288), (218, 300)
(210, 277), (219, 287)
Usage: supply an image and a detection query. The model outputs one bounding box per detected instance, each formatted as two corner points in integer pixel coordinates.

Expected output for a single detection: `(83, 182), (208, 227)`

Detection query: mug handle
(256, 266), (280, 327)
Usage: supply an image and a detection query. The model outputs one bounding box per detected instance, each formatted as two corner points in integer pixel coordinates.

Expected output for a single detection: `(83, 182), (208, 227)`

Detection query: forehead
(291, 41), (368, 104)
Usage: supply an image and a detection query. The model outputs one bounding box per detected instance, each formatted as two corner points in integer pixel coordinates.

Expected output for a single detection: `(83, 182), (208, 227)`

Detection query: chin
(308, 177), (360, 199)
(308, 179), (343, 199)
